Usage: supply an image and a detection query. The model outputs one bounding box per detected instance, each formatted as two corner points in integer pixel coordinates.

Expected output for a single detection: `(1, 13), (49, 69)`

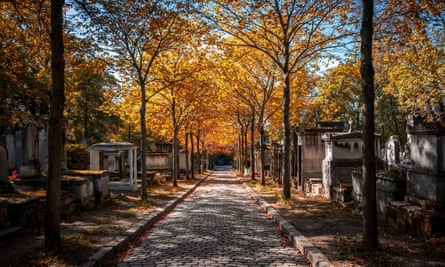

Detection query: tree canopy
(1, 0), (443, 202)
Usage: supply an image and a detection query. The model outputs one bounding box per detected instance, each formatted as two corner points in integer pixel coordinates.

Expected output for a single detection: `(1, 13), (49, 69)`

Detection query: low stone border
(243, 182), (333, 267)
(82, 175), (209, 267)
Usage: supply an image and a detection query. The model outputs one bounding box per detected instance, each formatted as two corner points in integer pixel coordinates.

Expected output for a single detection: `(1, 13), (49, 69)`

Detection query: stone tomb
(89, 142), (138, 191)
(296, 130), (326, 192)
(386, 105), (445, 237)
(405, 127), (445, 211)
(322, 132), (382, 201)
(146, 142), (191, 180)
(322, 132), (363, 200)
(64, 170), (110, 205)
(295, 126), (347, 194)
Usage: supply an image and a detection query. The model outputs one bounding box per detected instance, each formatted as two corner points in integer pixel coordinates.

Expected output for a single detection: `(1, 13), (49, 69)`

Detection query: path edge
(243, 181), (333, 267)
(82, 173), (210, 267)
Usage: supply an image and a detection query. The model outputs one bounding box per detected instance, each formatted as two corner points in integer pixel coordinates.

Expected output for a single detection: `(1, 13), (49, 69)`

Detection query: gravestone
(38, 127), (48, 173)
(15, 124), (39, 178)
(6, 134), (15, 169)
(0, 146), (8, 182)
(270, 142), (283, 181)
(14, 129), (23, 169)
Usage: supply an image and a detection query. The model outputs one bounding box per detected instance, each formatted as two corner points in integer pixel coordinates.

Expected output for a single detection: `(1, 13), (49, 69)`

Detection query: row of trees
(1, 0), (443, 252)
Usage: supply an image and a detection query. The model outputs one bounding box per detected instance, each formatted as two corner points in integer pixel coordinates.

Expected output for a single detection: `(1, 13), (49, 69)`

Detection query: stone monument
(0, 146), (8, 182)
(386, 135), (400, 167)
(386, 101), (445, 237)
(405, 101), (445, 211)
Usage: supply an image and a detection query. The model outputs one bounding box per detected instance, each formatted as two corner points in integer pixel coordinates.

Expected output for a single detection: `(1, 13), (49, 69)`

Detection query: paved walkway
(115, 169), (309, 267)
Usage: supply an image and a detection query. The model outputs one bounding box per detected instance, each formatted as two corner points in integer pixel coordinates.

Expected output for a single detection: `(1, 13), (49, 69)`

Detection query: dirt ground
(245, 177), (445, 267)
(1, 172), (445, 267)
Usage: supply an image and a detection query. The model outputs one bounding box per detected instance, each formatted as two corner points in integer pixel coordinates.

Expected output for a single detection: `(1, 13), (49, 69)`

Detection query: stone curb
(243, 182), (333, 267)
(82, 174), (210, 267)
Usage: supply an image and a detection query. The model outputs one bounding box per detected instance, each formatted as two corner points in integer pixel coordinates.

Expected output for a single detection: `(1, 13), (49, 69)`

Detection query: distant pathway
(116, 167), (308, 266)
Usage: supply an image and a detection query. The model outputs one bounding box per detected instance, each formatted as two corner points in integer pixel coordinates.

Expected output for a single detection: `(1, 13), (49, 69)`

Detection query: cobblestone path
(116, 169), (309, 267)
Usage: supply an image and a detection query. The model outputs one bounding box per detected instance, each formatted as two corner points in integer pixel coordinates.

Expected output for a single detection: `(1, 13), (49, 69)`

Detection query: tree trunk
(260, 124), (266, 186)
(190, 131), (195, 179)
(361, 0), (378, 251)
(172, 91), (178, 187)
(243, 129), (248, 173)
(282, 44), (291, 199)
(389, 96), (400, 136)
(139, 82), (147, 200)
(45, 0), (65, 251)
(185, 130), (190, 180)
(250, 107), (255, 180)
(172, 133), (178, 187)
(240, 131), (247, 173)
(83, 95), (88, 144)
(238, 131), (242, 172)
(196, 129), (201, 174)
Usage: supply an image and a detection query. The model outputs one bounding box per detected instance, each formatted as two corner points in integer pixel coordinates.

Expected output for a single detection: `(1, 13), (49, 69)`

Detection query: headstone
(6, 134), (15, 169)
(14, 129), (23, 169)
(15, 124), (39, 178)
(23, 124), (38, 163)
(0, 146), (8, 182)
(38, 128), (48, 173)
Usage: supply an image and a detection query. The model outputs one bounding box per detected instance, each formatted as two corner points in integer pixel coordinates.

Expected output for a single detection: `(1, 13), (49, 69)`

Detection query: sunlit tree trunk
(282, 43), (291, 199)
(240, 130), (244, 172)
(196, 129), (201, 173)
(243, 130), (246, 174)
(260, 124), (266, 186)
(250, 106), (255, 180)
(139, 81), (147, 200)
(45, 0), (65, 251)
(190, 131), (195, 179)
(172, 90), (178, 187)
(361, 0), (378, 251)
(238, 131), (242, 171)
(185, 129), (190, 180)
